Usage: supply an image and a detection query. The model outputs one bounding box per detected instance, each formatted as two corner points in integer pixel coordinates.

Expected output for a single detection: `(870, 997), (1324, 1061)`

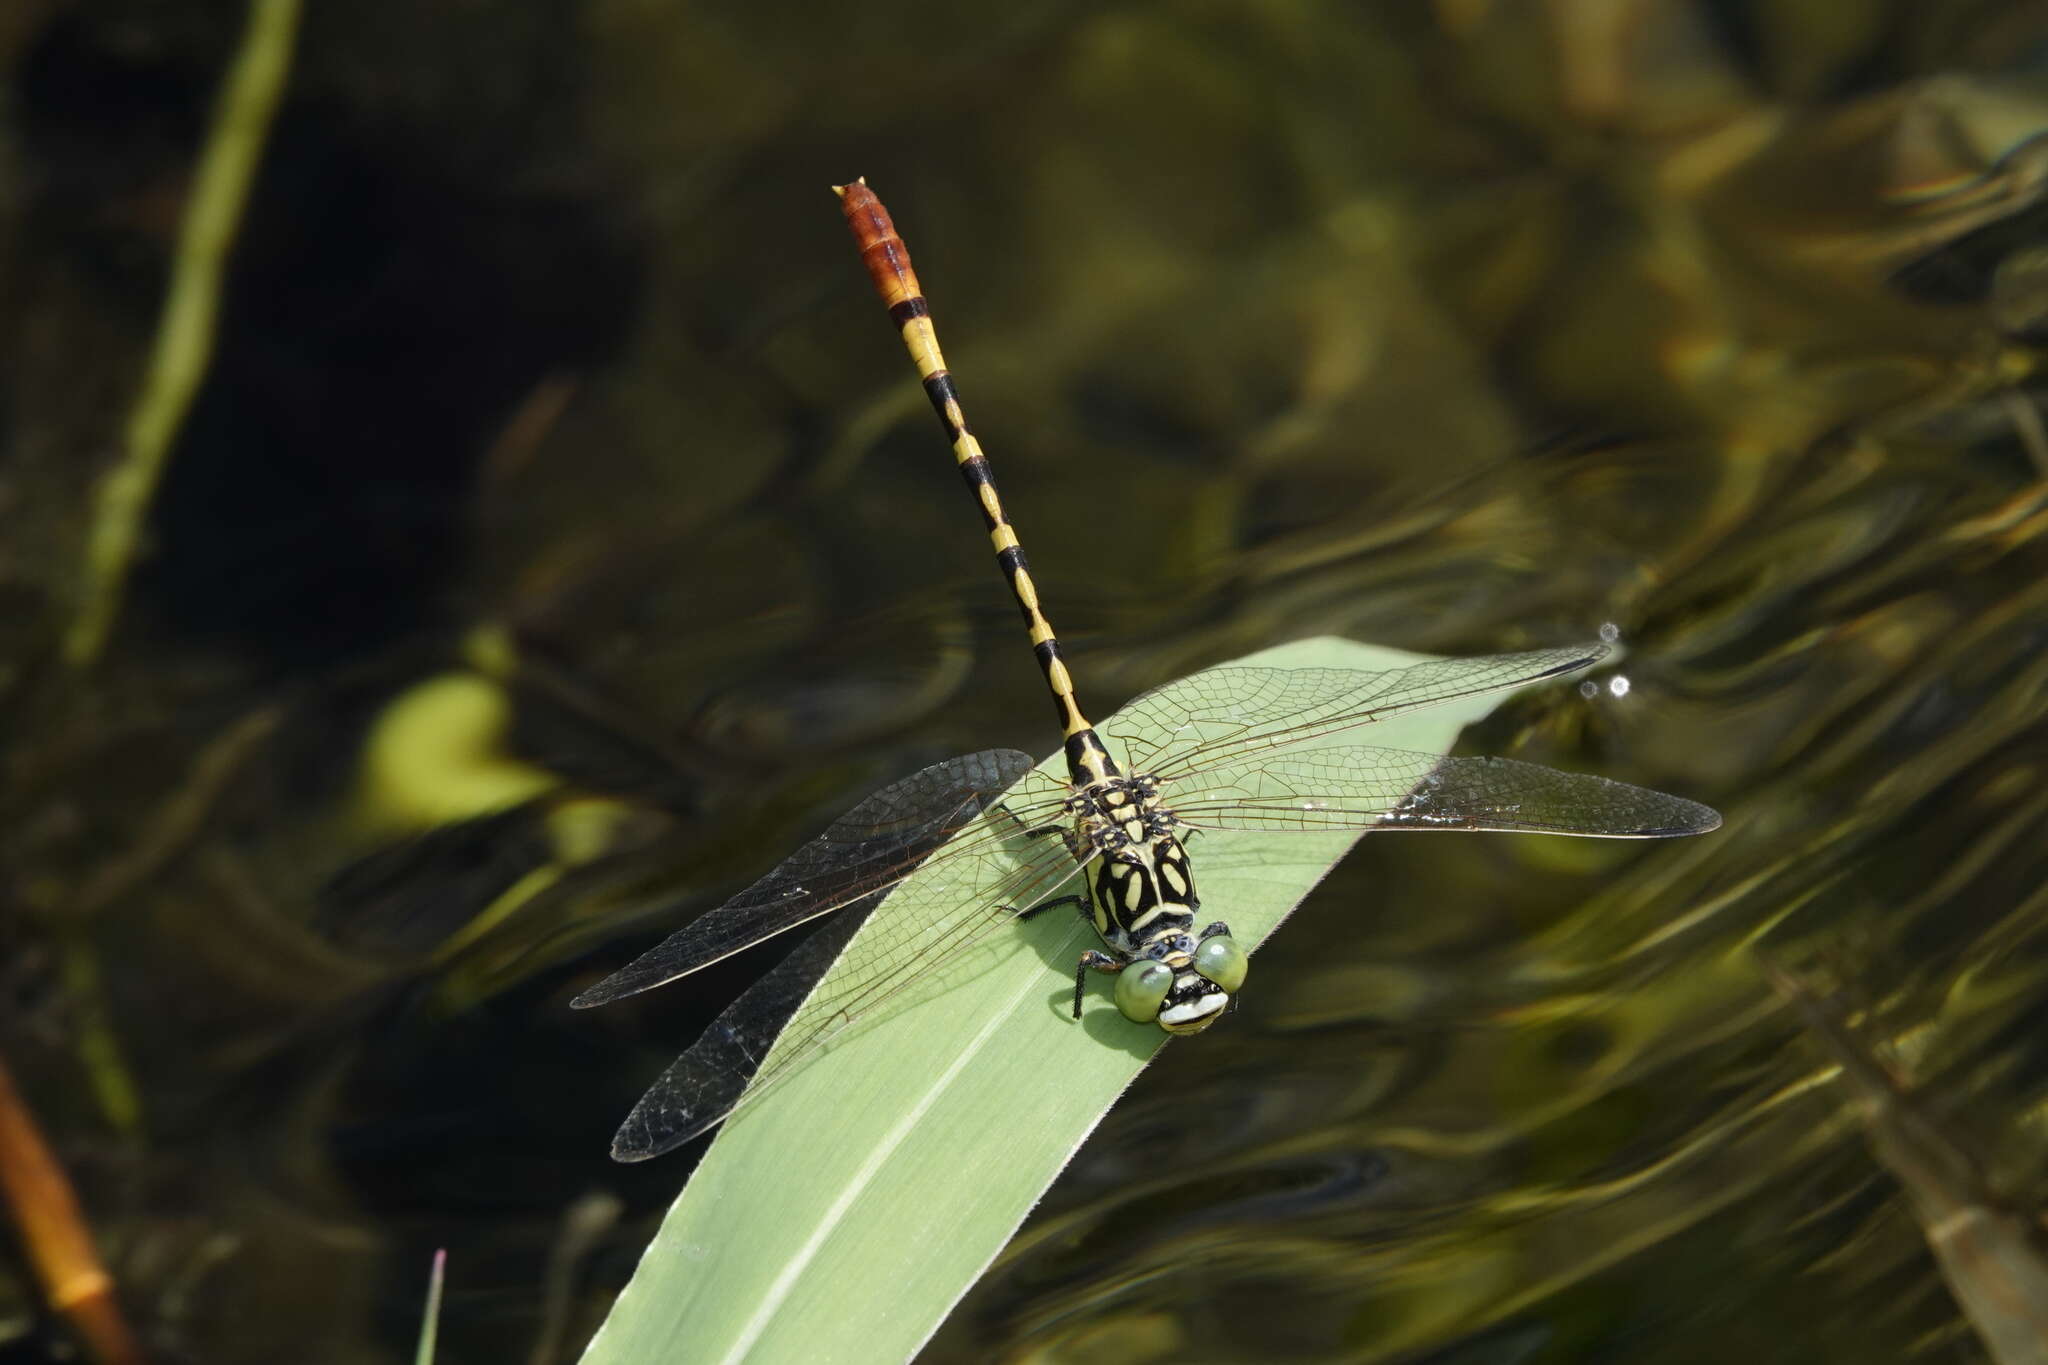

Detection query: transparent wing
(1165, 747), (1722, 838)
(606, 823), (1088, 1159)
(1119, 645), (1607, 780)
(570, 749), (1066, 1008)
(607, 886), (875, 1160)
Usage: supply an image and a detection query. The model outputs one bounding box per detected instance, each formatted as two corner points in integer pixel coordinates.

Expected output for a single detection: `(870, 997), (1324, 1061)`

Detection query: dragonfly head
(1115, 930), (1249, 1034)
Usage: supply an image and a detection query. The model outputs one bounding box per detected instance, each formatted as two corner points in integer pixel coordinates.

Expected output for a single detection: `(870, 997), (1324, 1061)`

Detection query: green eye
(1193, 934), (1247, 993)
(1114, 961), (1175, 1023)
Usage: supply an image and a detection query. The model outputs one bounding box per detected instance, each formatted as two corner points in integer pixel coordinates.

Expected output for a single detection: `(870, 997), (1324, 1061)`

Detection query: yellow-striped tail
(833, 178), (1116, 786)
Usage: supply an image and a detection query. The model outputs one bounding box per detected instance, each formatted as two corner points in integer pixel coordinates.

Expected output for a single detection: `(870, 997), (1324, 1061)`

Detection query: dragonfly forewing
(571, 749), (1056, 1008)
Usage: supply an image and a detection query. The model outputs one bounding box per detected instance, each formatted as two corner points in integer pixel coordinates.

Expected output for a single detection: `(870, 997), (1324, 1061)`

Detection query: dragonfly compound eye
(1114, 960), (1176, 1023)
(1193, 933), (1248, 993)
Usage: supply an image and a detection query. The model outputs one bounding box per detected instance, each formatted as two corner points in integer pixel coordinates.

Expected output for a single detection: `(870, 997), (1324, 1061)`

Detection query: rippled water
(4, 3), (2047, 1363)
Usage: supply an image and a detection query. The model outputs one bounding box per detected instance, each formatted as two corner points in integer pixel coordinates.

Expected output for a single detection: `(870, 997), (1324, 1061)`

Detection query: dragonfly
(570, 180), (1722, 1161)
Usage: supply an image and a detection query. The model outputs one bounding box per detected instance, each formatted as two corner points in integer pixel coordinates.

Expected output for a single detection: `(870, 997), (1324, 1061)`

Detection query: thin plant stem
(64, 0), (302, 667)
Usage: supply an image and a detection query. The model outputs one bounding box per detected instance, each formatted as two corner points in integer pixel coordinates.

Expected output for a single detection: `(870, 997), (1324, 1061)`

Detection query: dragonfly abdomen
(835, 178), (1118, 789)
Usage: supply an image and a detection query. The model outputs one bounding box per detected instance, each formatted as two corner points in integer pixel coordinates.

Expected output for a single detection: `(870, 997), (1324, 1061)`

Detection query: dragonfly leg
(1012, 893), (1084, 922)
(1036, 825), (1083, 859)
(990, 800), (1060, 836)
(1199, 921), (1231, 939)
(1074, 949), (1124, 1018)
(990, 801), (1083, 858)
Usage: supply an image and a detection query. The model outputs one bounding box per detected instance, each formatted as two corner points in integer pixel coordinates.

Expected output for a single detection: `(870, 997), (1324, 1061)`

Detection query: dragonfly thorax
(1067, 774), (1187, 947)
(1085, 831), (1196, 950)
(1066, 773), (1175, 853)
(1060, 775), (1243, 1033)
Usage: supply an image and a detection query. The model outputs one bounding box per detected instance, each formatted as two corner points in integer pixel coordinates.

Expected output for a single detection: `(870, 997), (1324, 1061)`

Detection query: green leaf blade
(577, 637), (1578, 1365)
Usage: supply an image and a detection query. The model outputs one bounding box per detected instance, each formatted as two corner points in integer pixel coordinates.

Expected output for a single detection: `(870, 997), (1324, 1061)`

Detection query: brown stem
(0, 1053), (150, 1364)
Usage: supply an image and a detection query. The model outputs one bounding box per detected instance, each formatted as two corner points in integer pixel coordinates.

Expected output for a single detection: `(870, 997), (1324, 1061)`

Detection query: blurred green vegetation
(2, 1), (2047, 1362)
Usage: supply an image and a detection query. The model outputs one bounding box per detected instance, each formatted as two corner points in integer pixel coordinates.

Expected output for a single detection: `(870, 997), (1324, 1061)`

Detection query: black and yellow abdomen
(834, 179), (1118, 790)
